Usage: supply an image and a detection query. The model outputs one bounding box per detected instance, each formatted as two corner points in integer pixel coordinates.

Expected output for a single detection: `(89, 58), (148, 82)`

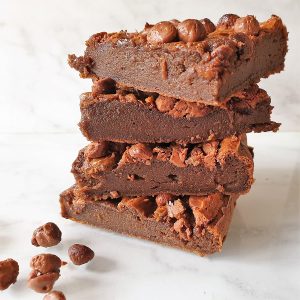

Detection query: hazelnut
(217, 14), (240, 29)
(31, 222), (62, 248)
(147, 21), (177, 44)
(128, 144), (153, 161)
(234, 15), (260, 35)
(44, 291), (66, 300)
(177, 19), (206, 42)
(30, 254), (62, 274)
(200, 18), (216, 34)
(0, 259), (19, 291)
(28, 270), (60, 293)
(68, 244), (94, 265)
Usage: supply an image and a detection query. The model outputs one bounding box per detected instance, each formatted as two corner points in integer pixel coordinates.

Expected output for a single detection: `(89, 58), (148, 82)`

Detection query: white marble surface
(1, 1), (300, 299)
(0, 132), (299, 300)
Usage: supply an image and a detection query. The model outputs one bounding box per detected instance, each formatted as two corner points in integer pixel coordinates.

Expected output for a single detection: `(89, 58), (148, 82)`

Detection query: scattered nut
(28, 270), (60, 294)
(31, 222), (62, 248)
(200, 18), (216, 34)
(28, 254), (62, 293)
(91, 78), (116, 97)
(128, 143), (153, 162)
(68, 244), (94, 265)
(177, 19), (206, 42)
(30, 254), (62, 274)
(217, 14), (240, 29)
(234, 15), (260, 35)
(44, 290), (66, 300)
(0, 259), (19, 291)
(85, 142), (109, 159)
(147, 21), (177, 44)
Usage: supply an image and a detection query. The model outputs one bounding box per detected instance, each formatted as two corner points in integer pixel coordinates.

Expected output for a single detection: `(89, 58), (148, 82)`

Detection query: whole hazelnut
(30, 254), (62, 274)
(147, 21), (177, 44)
(68, 244), (94, 266)
(128, 144), (153, 161)
(200, 18), (216, 34)
(177, 19), (206, 42)
(155, 193), (175, 206)
(31, 222), (62, 248)
(0, 259), (19, 291)
(234, 15), (260, 35)
(217, 14), (240, 29)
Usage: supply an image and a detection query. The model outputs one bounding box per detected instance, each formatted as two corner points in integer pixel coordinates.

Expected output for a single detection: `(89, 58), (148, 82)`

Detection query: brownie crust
(80, 84), (279, 144)
(72, 136), (254, 198)
(60, 187), (238, 256)
(69, 15), (287, 104)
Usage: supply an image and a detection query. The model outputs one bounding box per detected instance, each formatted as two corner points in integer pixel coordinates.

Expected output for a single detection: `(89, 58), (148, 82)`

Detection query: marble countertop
(0, 132), (299, 300)
(1, 0), (300, 299)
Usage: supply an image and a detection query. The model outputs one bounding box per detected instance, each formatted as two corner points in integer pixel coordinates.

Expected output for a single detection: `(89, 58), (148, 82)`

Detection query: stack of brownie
(60, 14), (287, 256)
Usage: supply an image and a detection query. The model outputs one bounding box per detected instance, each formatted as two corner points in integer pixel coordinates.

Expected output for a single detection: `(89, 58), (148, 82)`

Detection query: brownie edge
(60, 187), (238, 256)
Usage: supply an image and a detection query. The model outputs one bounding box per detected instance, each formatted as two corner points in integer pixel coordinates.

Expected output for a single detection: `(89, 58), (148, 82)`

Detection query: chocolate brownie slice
(60, 187), (238, 256)
(72, 136), (254, 197)
(69, 15), (287, 104)
(80, 82), (279, 144)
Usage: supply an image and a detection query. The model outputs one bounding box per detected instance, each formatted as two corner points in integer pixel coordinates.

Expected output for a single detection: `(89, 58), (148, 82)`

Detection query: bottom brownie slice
(60, 187), (238, 256)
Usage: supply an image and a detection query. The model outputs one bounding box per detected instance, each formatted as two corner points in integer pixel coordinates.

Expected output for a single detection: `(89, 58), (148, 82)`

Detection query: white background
(0, 1), (299, 299)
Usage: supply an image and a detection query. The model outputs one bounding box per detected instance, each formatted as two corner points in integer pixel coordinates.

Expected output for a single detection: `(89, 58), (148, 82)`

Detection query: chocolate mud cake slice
(69, 15), (287, 104)
(60, 187), (238, 256)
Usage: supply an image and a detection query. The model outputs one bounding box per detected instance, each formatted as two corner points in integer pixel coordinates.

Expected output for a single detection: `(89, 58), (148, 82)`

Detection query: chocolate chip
(200, 18), (216, 34)
(28, 270), (60, 293)
(91, 78), (116, 97)
(155, 95), (177, 112)
(68, 244), (94, 265)
(30, 254), (62, 274)
(177, 19), (206, 42)
(85, 142), (109, 159)
(31, 222), (62, 248)
(155, 193), (175, 206)
(217, 14), (240, 29)
(128, 143), (153, 162)
(0, 259), (19, 291)
(147, 21), (177, 44)
(234, 16), (260, 35)
(44, 291), (66, 300)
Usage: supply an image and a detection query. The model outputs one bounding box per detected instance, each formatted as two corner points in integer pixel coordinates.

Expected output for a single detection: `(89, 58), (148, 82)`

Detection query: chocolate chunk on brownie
(60, 187), (238, 256)
(80, 82), (279, 144)
(71, 136), (254, 197)
(69, 15), (287, 104)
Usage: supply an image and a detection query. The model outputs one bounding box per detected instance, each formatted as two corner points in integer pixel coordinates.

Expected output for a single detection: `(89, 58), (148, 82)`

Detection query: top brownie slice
(69, 15), (287, 104)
